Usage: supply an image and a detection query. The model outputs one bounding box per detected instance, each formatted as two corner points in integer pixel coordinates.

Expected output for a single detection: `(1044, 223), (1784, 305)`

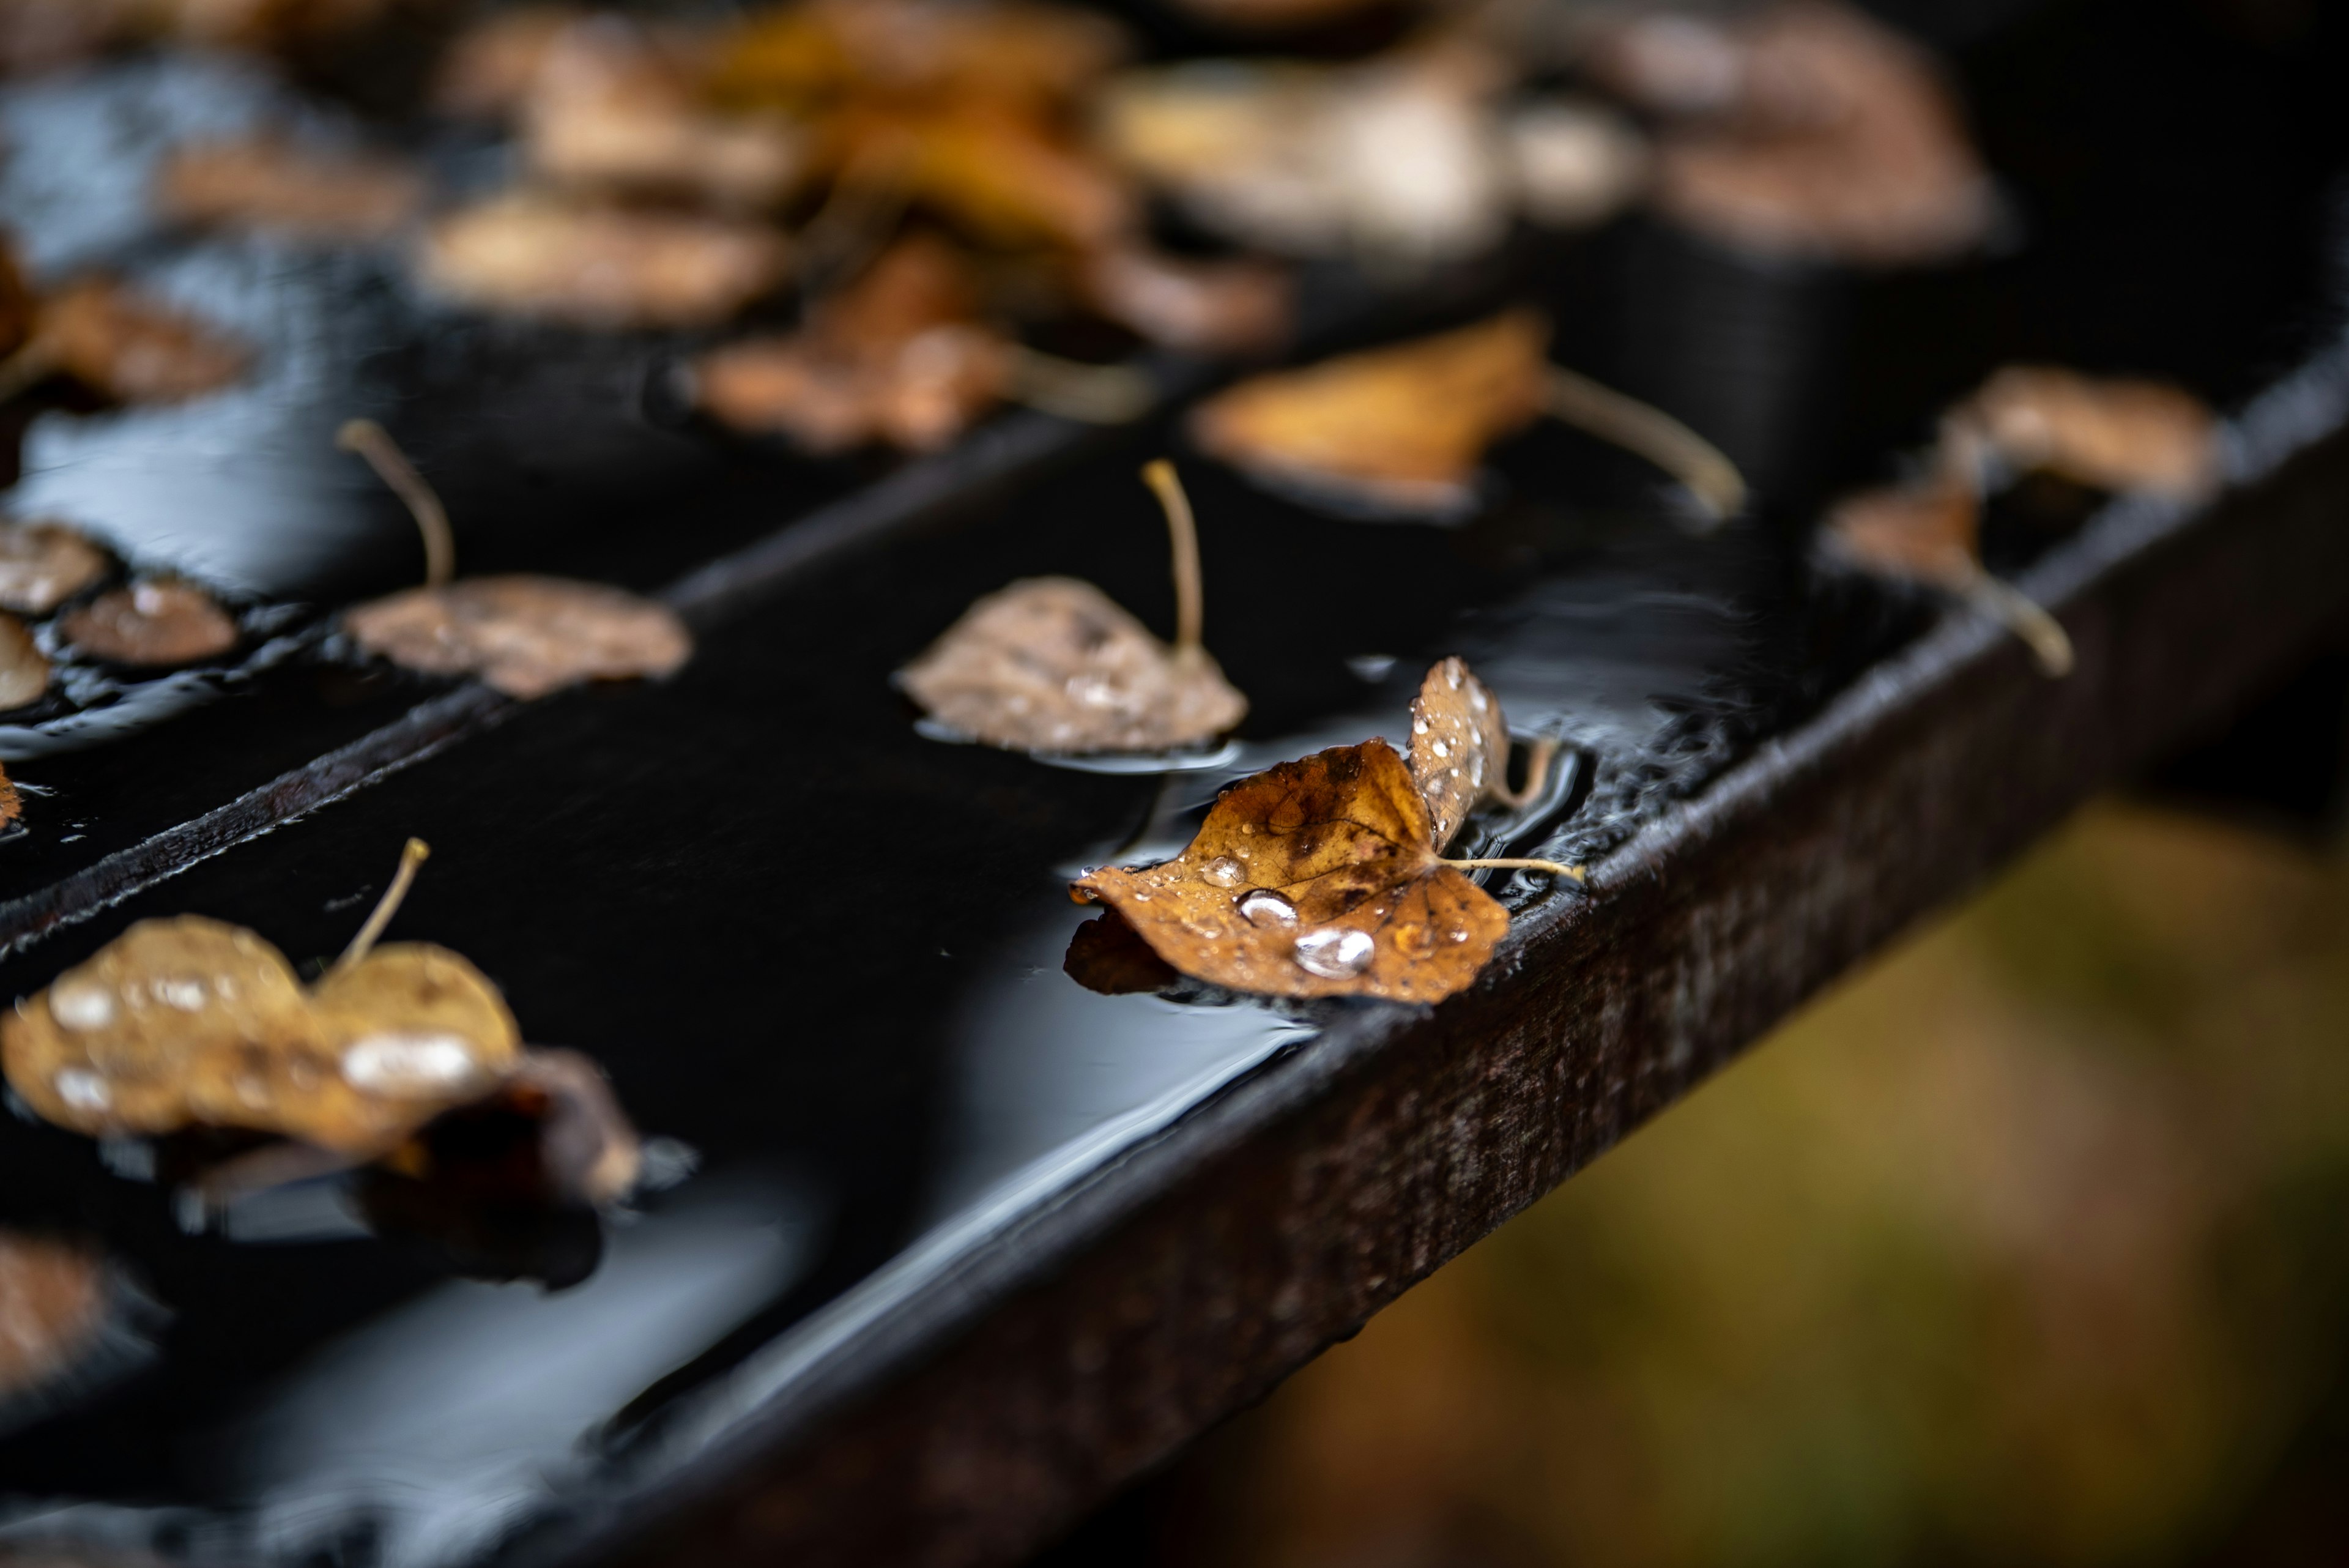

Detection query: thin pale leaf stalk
(332, 838), (431, 977)
(338, 420), (455, 588)
(1543, 366), (1747, 522)
(1445, 856), (1586, 882)
(0, 335), (58, 404)
(1491, 737), (1559, 809)
(1961, 568), (2074, 677)
(1006, 346), (1155, 425)
(1142, 458), (1204, 655)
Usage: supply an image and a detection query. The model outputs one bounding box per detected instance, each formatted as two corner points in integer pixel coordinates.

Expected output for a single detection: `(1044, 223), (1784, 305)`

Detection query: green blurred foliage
(1167, 803), (2349, 1568)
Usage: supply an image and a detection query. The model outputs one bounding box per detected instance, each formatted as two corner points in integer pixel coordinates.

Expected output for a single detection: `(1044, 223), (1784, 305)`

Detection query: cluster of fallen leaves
(2, 838), (644, 1233)
(1826, 366), (2219, 674)
(1068, 657), (1574, 1004)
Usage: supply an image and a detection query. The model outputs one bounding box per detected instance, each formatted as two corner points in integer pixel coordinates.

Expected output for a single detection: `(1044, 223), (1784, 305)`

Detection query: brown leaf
(31, 278), (249, 404)
(0, 760), (20, 829)
(831, 102), (1138, 251)
(0, 1231), (110, 1402)
(0, 610), (49, 710)
(418, 193), (791, 330)
(1188, 310), (1549, 515)
(1071, 738), (1509, 1002)
(156, 136), (426, 244)
(0, 518), (108, 613)
(690, 232), (1011, 452)
(0, 916), (517, 1155)
(1824, 475), (1978, 590)
(343, 575), (692, 700)
(1408, 656), (1514, 853)
(1954, 366), (2217, 499)
(1062, 908), (1183, 995)
(898, 576), (1245, 752)
(714, 0), (1129, 116)
(59, 581), (239, 667)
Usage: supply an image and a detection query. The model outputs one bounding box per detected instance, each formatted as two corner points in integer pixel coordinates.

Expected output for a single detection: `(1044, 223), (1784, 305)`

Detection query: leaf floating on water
(0, 278), (250, 406)
(1071, 739), (1510, 1002)
(418, 193), (791, 330)
(157, 135), (427, 244)
(1950, 366), (2218, 500)
(0, 518), (108, 614)
(1063, 908), (1184, 995)
(899, 458), (1246, 754)
(346, 578), (692, 700)
(689, 231), (1010, 453)
(0, 611), (49, 710)
(59, 581), (239, 667)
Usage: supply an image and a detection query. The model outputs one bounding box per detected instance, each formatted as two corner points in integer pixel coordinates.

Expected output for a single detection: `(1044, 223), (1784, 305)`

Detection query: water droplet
(1431, 739), (1450, 759)
(1203, 856), (1246, 887)
(1238, 890), (1298, 928)
(1449, 928), (1470, 943)
(1294, 927), (1375, 979)
(1470, 686), (1488, 712)
(1413, 717), (1429, 735)
(1067, 675), (1123, 709)
(54, 1068), (109, 1111)
(341, 1033), (483, 1096)
(1469, 754), (1485, 787)
(1185, 921), (1225, 942)
(153, 977), (207, 1011)
(50, 981), (114, 1032)
(1390, 922), (1437, 957)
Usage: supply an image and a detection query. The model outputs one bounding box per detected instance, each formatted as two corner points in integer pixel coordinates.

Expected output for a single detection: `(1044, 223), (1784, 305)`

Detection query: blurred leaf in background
(1152, 801), (2349, 1568)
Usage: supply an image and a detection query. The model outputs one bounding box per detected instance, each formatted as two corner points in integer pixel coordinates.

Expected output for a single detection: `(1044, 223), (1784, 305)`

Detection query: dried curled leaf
(60, 581), (239, 667)
(1072, 740), (1510, 1001)
(0, 611), (49, 710)
(1589, 1), (1994, 267)
(899, 577), (1244, 753)
(157, 136), (426, 243)
(419, 194), (791, 330)
(1954, 366), (2217, 499)
(1824, 476), (1977, 590)
(690, 233), (1010, 452)
(1409, 656), (1512, 853)
(1190, 310), (1548, 515)
(344, 575), (692, 700)
(22, 279), (250, 404)
(0, 518), (108, 613)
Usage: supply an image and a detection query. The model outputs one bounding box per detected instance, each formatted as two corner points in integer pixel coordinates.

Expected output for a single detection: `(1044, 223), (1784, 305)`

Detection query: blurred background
(1037, 776), (2349, 1566)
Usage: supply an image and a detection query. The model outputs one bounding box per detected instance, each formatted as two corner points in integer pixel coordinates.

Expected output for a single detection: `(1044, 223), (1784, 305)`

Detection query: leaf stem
(1445, 856), (1586, 882)
(1006, 346), (1154, 425)
(1143, 457), (1204, 655)
(338, 418), (455, 589)
(332, 838), (431, 977)
(1961, 569), (2074, 677)
(1543, 366), (1747, 523)
(1491, 737), (1559, 809)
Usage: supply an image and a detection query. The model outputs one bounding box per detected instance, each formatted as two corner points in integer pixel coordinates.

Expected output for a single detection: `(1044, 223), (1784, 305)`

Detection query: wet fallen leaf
(689, 231), (1010, 453)
(899, 459), (1247, 753)
(1190, 308), (1743, 519)
(156, 135), (426, 244)
(0, 278), (250, 406)
(1408, 656), (1556, 853)
(1190, 310), (1547, 516)
(1062, 907), (1183, 995)
(0, 518), (106, 613)
(1589, 1), (1994, 266)
(418, 193), (791, 330)
(0, 611), (49, 709)
(346, 577), (692, 700)
(0, 1232), (110, 1402)
(4, 841), (518, 1160)
(1099, 52), (1512, 267)
(1825, 474), (2074, 677)
(0, 759), (20, 828)
(833, 102), (1137, 251)
(1951, 366), (2218, 500)
(59, 581), (239, 667)
(1071, 738), (1510, 1002)
(713, 0), (1129, 116)
(1076, 243), (1291, 357)
(521, 19), (809, 212)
